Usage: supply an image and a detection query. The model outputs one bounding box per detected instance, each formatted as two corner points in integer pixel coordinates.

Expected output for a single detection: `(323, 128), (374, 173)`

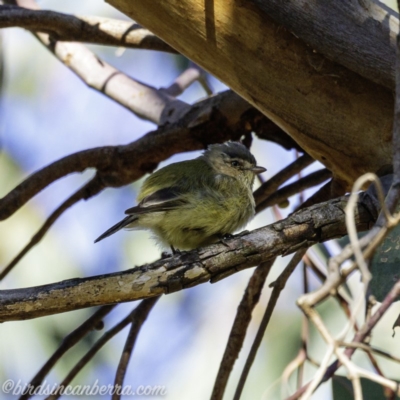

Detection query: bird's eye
(231, 161), (240, 167)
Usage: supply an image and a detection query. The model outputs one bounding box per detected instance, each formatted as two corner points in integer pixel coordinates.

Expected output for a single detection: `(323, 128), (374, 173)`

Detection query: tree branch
(252, 0), (397, 89)
(233, 249), (307, 400)
(35, 31), (189, 125)
(47, 298), (158, 400)
(288, 279), (400, 400)
(3, 0), (190, 126)
(107, 0), (395, 189)
(112, 298), (159, 400)
(256, 169), (333, 213)
(0, 5), (176, 52)
(211, 260), (274, 400)
(0, 178), (104, 279)
(0, 91), (287, 221)
(0, 195), (374, 322)
(254, 154), (314, 206)
(21, 305), (115, 400)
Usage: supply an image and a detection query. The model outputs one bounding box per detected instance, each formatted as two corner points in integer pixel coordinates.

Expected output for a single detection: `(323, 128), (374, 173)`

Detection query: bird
(95, 142), (266, 252)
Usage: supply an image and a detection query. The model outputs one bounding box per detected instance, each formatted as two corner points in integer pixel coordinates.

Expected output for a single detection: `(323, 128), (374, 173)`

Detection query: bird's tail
(94, 215), (138, 243)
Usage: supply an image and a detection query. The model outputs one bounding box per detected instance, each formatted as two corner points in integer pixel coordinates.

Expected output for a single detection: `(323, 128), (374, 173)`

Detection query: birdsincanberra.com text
(2, 379), (167, 397)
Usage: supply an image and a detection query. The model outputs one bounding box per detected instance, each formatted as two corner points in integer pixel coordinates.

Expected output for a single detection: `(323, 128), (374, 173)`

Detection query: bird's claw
(219, 233), (235, 249)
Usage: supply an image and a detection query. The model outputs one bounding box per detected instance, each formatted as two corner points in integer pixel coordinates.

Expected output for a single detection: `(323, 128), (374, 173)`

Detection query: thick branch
(252, 0), (397, 89)
(0, 5), (175, 52)
(0, 91), (287, 221)
(107, 0), (394, 188)
(0, 195), (374, 322)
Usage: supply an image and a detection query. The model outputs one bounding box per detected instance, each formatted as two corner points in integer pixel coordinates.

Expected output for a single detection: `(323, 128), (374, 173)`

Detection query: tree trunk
(106, 0), (396, 189)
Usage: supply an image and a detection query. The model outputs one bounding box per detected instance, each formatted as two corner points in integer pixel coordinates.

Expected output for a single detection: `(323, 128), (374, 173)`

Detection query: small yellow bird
(95, 142), (266, 251)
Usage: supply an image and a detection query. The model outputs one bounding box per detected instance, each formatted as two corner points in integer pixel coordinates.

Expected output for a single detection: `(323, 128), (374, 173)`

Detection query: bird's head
(203, 142), (266, 186)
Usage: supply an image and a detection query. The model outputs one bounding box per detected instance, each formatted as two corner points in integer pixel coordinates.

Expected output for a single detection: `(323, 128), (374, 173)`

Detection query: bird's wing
(125, 186), (189, 215)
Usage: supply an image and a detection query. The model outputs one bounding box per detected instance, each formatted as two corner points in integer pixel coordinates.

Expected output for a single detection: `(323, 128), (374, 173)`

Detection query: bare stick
(46, 298), (158, 400)
(287, 279), (400, 400)
(338, 341), (400, 364)
(4, 0), (189, 125)
(20, 305), (115, 400)
(112, 297), (160, 400)
(161, 62), (207, 97)
(210, 261), (274, 400)
(233, 249), (307, 400)
(256, 169), (332, 213)
(0, 178), (103, 279)
(281, 263), (309, 397)
(35, 31), (189, 125)
(253, 154), (314, 206)
(0, 5), (176, 52)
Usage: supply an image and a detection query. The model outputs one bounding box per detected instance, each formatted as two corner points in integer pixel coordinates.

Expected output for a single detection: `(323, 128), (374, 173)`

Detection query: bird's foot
(161, 251), (173, 259)
(170, 245), (181, 255)
(219, 233), (235, 249)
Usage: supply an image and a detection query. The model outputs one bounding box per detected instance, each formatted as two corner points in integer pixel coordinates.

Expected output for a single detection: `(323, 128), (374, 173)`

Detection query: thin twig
(256, 169), (332, 213)
(288, 279), (400, 400)
(233, 249), (307, 400)
(112, 297), (160, 400)
(210, 261), (274, 400)
(46, 298), (158, 400)
(0, 178), (103, 279)
(20, 305), (115, 400)
(161, 62), (207, 97)
(253, 154), (314, 206)
(281, 262), (310, 398)
(298, 263), (309, 388)
(338, 341), (400, 364)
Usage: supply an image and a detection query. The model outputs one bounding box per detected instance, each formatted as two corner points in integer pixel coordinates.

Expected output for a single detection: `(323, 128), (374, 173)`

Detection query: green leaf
(332, 376), (399, 400)
(370, 223), (400, 302)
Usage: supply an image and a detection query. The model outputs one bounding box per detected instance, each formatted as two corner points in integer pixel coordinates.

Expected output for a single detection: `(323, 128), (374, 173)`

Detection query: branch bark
(252, 0), (397, 89)
(3, 0), (189, 126)
(106, 0), (395, 189)
(0, 195), (374, 322)
(0, 91), (277, 221)
(0, 5), (176, 52)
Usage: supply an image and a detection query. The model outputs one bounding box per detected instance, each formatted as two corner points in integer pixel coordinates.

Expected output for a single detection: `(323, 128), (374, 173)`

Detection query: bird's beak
(251, 166), (267, 174)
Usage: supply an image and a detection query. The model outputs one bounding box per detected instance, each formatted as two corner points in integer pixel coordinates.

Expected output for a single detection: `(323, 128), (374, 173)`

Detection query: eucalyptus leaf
(370, 223), (400, 302)
(332, 376), (399, 400)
